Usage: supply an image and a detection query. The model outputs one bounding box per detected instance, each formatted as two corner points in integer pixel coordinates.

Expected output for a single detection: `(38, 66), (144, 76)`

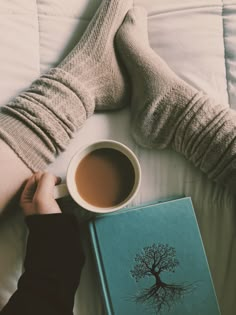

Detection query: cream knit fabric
(0, 0), (132, 172)
(117, 7), (236, 191)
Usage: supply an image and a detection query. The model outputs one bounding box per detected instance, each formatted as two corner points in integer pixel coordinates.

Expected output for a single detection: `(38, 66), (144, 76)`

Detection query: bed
(0, 0), (235, 314)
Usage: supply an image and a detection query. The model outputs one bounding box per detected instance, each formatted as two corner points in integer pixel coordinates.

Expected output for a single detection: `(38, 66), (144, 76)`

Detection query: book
(89, 197), (221, 315)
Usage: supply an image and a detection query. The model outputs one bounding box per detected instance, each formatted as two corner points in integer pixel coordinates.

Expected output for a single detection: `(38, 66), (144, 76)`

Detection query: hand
(20, 172), (62, 216)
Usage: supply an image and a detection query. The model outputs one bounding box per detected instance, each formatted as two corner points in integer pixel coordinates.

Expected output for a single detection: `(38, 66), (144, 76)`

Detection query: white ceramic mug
(54, 140), (141, 213)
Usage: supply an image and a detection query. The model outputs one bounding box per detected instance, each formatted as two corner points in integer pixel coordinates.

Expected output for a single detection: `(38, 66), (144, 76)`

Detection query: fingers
(20, 172), (62, 216)
(20, 173), (39, 205)
(34, 172), (61, 201)
(21, 172), (60, 203)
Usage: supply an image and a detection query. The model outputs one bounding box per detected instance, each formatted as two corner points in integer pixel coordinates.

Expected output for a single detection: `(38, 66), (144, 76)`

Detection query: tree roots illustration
(130, 243), (196, 314)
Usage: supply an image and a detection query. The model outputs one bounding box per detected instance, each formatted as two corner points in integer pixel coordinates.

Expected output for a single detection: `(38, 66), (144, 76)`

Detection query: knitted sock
(116, 7), (236, 191)
(0, 0), (132, 172)
(58, 0), (133, 111)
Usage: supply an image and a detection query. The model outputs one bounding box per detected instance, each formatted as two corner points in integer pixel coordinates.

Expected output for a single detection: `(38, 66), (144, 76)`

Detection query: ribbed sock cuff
(0, 68), (95, 172)
(0, 112), (55, 172)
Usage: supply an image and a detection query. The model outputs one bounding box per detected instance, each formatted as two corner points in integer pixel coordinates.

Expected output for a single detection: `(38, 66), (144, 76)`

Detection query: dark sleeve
(0, 213), (85, 315)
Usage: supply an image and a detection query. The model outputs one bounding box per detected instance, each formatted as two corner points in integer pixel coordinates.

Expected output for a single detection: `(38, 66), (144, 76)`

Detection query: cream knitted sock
(0, 0), (132, 172)
(116, 7), (236, 191)
(58, 0), (133, 111)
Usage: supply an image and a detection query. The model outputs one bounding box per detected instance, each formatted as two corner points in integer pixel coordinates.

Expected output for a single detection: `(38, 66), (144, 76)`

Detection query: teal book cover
(89, 197), (221, 315)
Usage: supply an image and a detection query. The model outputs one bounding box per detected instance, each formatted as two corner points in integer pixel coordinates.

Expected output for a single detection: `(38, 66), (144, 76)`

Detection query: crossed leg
(0, 140), (31, 210)
(0, 0), (133, 211)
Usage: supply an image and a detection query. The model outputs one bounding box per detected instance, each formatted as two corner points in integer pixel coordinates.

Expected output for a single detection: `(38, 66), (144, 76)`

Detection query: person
(0, 172), (85, 315)
(0, 1), (135, 313)
(0, 1), (235, 313)
(1, 0), (236, 214)
(0, 0), (133, 210)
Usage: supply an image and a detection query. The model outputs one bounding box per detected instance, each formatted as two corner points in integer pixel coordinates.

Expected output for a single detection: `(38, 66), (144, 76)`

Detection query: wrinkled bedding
(0, 0), (235, 314)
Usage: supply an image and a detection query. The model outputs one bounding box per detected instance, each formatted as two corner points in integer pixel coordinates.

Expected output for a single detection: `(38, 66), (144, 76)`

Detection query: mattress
(0, 0), (235, 314)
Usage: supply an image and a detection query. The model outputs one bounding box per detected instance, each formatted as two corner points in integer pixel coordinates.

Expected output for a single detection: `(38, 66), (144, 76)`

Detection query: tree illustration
(130, 243), (194, 314)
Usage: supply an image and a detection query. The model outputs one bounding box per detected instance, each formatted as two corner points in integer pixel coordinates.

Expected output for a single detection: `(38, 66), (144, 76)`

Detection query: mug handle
(53, 184), (69, 199)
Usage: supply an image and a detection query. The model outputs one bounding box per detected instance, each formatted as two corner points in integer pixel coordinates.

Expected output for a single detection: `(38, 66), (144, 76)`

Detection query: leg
(116, 10), (236, 314)
(0, 140), (31, 210)
(0, 0), (133, 211)
(116, 7), (236, 193)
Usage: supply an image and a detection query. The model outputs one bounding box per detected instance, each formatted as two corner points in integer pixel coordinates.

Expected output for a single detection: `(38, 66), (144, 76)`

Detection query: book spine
(89, 222), (114, 315)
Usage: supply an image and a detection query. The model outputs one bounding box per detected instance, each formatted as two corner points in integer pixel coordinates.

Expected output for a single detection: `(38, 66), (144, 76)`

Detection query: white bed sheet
(0, 1), (235, 314)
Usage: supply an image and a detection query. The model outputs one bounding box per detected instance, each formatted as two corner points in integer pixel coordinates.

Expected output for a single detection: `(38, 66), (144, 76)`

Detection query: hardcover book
(89, 197), (221, 315)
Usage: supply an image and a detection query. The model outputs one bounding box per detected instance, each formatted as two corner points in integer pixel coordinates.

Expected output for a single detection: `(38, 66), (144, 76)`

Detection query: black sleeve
(0, 213), (85, 315)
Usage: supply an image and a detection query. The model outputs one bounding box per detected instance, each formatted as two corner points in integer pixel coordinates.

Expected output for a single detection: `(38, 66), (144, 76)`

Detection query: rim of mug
(66, 140), (141, 213)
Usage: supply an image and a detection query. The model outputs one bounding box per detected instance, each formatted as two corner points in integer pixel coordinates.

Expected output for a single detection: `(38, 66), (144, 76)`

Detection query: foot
(58, 0), (133, 111)
(116, 8), (236, 192)
(116, 7), (198, 149)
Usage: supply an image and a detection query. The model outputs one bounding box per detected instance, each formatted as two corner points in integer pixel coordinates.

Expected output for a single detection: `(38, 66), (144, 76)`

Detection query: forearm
(0, 214), (85, 315)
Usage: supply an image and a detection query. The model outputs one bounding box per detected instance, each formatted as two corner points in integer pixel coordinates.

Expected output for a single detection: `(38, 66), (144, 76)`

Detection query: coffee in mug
(75, 148), (135, 208)
(54, 140), (141, 213)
